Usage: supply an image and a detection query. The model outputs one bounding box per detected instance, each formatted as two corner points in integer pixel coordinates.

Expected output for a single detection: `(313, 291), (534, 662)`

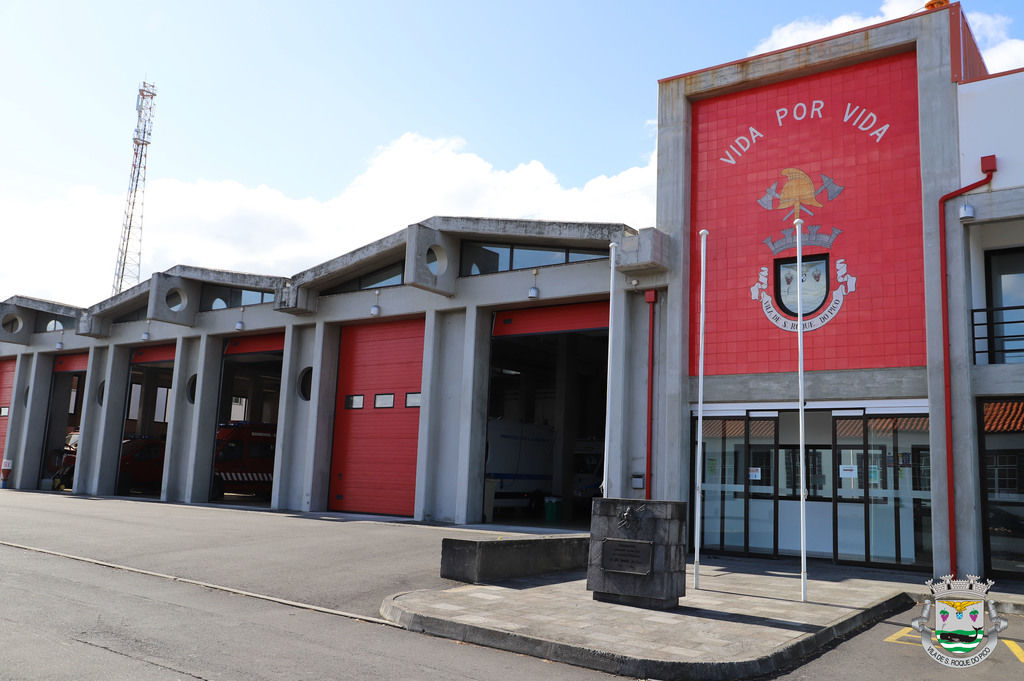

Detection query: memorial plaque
(601, 538), (653, 575)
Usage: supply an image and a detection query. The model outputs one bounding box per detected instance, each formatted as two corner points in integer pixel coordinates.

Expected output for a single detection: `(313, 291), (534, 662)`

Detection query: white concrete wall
(959, 71), (1024, 190)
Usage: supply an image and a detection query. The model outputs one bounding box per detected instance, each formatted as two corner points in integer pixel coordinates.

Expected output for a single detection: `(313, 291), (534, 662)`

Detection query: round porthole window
(186, 374), (198, 404)
(297, 366), (313, 401)
(2, 313), (23, 334)
(166, 289), (186, 312)
(426, 245), (447, 276)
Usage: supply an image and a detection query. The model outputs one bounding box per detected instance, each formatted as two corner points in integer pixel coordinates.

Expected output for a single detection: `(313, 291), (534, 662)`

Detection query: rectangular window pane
(361, 262), (403, 289)
(374, 393), (395, 409)
(241, 289), (264, 306)
(344, 394), (364, 409)
(568, 249), (608, 263)
(127, 383), (142, 420)
(511, 246), (565, 270)
(0, 406), (8, 417)
(155, 386), (170, 423)
(460, 243), (510, 276)
(405, 392), (421, 407)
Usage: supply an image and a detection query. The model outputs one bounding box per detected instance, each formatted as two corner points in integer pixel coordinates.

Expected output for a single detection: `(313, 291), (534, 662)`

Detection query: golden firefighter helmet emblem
(777, 168), (822, 219)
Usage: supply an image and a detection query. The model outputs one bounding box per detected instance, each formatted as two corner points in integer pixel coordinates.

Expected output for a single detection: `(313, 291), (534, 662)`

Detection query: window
(374, 393), (395, 409)
(405, 392), (421, 407)
(459, 241), (608, 276)
(200, 285), (275, 311)
(985, 247), (1024, 364)
(321, 262), (404, 296)
(0, 406), (8, 417)
(344, 394), (364, 409)
(512, 246), (564, 270)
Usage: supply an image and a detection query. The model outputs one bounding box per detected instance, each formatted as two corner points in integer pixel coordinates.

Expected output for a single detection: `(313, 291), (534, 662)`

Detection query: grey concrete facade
(0, 218), (632, 527)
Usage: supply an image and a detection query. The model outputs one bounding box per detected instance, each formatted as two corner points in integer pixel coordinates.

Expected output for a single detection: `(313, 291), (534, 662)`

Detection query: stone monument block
(586, 498), (687, 610)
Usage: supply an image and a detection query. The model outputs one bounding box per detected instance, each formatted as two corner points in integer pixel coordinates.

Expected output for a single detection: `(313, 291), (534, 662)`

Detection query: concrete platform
(382, 555), (1024, 680)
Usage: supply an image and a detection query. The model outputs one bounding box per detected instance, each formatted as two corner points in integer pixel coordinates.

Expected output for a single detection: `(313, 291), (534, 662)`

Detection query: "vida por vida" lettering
(718, 100), (891, 165)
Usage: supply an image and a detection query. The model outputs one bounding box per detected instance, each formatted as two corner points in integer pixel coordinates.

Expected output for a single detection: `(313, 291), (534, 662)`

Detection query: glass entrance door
(836, 417), (866, 561)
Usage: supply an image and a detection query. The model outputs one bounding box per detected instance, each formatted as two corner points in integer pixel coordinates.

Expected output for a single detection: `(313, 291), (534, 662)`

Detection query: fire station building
(0, 3), (1021, 580)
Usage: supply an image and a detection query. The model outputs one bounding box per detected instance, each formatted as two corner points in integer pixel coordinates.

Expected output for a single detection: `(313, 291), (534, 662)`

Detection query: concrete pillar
(87, 346), (131, 496)
(656, 75), (693, 506)
(163, 336), (196, 503)
(184, 334), (222, 502)
(415, 310), (441, 521)
(454, 305), (490, 524)
(305, 320), (339, 512)
(10, 353), (52, 489)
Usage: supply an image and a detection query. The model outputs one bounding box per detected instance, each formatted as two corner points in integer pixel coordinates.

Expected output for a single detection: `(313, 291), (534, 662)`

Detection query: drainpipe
(937, 154), (996, 576)
(602, 242), (618, 499)
(645, 289), (657, 500)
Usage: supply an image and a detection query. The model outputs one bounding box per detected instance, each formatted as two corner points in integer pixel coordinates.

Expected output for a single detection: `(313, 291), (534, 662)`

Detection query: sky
(1, 0), (1023, 307)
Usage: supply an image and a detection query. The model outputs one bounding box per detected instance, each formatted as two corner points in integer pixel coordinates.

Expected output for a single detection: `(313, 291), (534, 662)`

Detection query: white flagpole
(694, 229), (708, 590)
(795, 217), (807, 603)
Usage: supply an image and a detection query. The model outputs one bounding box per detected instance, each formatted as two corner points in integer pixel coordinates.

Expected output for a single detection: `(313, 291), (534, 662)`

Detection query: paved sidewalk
(382, 555), (1024, 680)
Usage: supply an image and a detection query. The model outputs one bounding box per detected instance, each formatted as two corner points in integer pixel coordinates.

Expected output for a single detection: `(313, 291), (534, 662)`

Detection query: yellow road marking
(1005, 640), (1024, 663)
(883, 626), (921, 647)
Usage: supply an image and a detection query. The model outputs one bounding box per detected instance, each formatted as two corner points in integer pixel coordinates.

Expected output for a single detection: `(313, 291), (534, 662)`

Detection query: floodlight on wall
(959, 202), (975, 221)
(56, 329), (64, 351)
(528, 268), (539, 299)
(235, 307), (245, 331)
(370, 289), (381, 317)
(141, 320), (151, 341)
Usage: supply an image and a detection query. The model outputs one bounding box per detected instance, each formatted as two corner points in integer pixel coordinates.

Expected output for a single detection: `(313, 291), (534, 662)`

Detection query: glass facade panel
(980, 400), (1024, 576)
(898, 417), (931, 566)
(699, 418), (744, 551)
(748, 419), (775, 554)
(988, 247), (1024, 364)
(868, 418), (897, 563)
(694, 410), (928, 567)
(512, 246), (565, 270)
(460, 243), (511, 276)
(836, 418), (865, 561)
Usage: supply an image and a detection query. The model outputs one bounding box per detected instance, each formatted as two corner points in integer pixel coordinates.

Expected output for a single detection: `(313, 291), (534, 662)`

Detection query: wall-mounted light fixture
(370, 289), (381, 316)
(56, 329), (64, 351)
(959, 202), (975, 221)
(235, 307), (245, 331)
(527, 268), (539, 299)
(141, 320), (151, 341)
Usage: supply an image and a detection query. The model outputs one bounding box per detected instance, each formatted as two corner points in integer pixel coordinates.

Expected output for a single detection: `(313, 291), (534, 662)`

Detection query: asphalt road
(0, 545), (621, 681)
(0, 492), (619, 680)
(0, 492), (487, 618)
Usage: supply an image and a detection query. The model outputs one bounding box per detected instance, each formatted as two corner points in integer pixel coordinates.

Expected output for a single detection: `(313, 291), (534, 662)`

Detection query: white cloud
(0, 133), (655, 307)
(750, 0), (921, 55)
(966, 11), (1024, 73)
(751, 1), (1024, 73)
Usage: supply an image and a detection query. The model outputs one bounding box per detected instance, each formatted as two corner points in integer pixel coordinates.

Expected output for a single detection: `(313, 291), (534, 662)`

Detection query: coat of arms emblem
(910, 574), (1009, 667)
(749, 168), (857, 332)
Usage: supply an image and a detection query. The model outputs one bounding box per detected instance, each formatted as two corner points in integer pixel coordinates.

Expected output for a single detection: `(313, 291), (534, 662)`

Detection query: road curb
(380, 590), (917, 681)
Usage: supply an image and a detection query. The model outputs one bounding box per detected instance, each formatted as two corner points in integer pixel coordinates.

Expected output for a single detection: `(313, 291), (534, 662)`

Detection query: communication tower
(112, 81), (157, 295)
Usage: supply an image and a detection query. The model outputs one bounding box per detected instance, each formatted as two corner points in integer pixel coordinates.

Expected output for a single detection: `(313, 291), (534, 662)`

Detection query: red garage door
(329, 318), (425, 516)
(0, 358), (15, 462)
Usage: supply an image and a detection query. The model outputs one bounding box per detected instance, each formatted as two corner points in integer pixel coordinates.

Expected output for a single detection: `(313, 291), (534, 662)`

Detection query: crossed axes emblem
(757, 169), (843, 221)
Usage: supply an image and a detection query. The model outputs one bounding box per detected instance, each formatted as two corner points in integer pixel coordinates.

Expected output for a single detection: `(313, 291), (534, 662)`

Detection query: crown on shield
(762, 224), (842, 255)
(927, 574), (994, 600)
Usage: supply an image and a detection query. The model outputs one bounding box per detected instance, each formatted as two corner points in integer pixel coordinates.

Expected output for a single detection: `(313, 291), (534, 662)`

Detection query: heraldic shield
(935, 597), (985, 654)
(773, 253), (830, 318)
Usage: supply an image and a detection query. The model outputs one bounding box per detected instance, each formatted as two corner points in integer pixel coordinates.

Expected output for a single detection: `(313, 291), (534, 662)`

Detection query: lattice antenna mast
(112, 81), (157, 295)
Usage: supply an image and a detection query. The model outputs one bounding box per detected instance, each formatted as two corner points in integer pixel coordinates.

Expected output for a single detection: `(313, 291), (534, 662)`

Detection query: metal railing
(973, 303), (1024, 364)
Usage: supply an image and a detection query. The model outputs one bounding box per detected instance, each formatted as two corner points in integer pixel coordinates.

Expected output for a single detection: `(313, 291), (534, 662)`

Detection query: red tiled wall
(689, 52), (925, 376)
